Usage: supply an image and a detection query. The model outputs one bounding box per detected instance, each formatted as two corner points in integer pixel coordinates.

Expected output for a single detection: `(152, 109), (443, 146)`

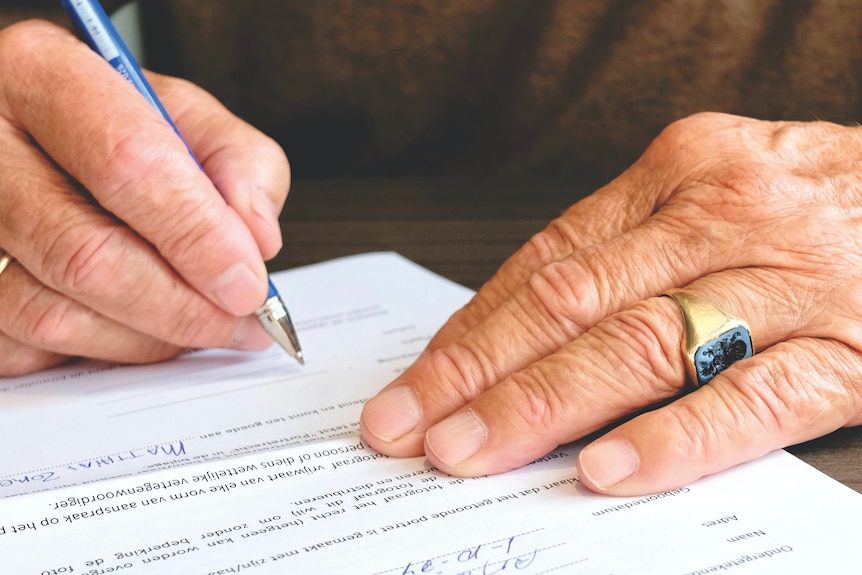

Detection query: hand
(360, 111), (862, 495)
(0, 20), (290, 376)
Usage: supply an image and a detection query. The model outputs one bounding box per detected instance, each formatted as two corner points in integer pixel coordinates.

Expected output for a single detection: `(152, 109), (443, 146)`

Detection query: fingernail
(213, 262), (263, 316)
(229, 316), (273, 350)
(363, 385), (421, 442)
(578, 439), (639, 491)
(426, 409), (487, 468)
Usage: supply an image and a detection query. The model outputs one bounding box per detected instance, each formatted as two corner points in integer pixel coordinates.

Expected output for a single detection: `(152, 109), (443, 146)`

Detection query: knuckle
(158, 205), (223, 263)
(526, 259), (596, 335)
(427, 344), (496, 406)
(4, 280), (84, 355)
(45, 225), (135, 296)
(96, 130), (179, 207)
(646, 113), (711, 157)
(597, 301), (685, 396)
(17, 294), (79, 350)
(643, 113), (760, 186)
(653, 112), (728, 148)
(100, 133), (223, 260)
(505, 369), (565, 437)
(523, 217), (578, 264)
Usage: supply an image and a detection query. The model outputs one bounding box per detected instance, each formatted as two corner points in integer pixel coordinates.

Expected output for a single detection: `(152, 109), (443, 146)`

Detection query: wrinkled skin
(0, 21), (289, 375)
(360, 111), (862, 496)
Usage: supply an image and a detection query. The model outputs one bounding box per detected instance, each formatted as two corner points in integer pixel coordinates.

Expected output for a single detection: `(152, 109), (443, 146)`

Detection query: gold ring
(0, 249), (13, 278)
(663, 289), (753, 387)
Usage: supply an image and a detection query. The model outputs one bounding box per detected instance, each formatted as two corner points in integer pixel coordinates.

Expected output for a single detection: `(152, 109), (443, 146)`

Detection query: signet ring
(662, 289), (754, 388)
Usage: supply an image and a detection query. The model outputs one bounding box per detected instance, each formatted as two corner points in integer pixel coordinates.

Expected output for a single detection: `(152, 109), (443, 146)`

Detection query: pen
(60, 0), (305, 365)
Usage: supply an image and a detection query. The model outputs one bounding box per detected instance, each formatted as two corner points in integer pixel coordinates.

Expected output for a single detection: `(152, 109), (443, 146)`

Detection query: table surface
(273, 176), (862, 494)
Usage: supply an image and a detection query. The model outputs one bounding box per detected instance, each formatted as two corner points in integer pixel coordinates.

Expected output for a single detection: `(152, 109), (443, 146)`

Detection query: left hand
(359, 112), (862, 496)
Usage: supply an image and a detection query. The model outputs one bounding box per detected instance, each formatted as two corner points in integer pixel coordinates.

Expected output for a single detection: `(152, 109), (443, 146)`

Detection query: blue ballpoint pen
(60, 0), (304, 365)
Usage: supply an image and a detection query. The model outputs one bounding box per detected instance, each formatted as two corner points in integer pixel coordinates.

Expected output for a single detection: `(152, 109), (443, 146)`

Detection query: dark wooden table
(274, 176), (862, 494)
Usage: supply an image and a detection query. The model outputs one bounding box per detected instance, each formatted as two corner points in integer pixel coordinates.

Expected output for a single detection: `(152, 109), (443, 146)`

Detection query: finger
(0, 21), (268, 316)
(0, 257), (273, 376)
(427, 169), (658, 350)
(577, 338), (862, 495)
(150, 73), (290, 260)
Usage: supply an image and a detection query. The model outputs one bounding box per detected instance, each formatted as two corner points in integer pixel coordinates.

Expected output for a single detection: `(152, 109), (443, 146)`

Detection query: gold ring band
(663, 289), (753, 387)
(0, 250), (13, 277)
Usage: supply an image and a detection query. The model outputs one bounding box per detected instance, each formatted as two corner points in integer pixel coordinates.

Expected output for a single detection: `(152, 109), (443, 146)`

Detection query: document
(1, 253), (860, 573)
(0, 253), (473, 498)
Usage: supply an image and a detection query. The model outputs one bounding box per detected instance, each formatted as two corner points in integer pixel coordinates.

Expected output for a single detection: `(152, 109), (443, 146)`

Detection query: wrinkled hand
(360, 112), (862, 496)
(0, 21), (289, 376)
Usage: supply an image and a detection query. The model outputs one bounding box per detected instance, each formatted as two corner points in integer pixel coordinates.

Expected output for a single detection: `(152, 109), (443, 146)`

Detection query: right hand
(0, 20), (291, 376)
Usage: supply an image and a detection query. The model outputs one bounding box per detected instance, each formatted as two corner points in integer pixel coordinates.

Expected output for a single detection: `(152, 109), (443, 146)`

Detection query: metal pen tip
(256, 295), (304, 365)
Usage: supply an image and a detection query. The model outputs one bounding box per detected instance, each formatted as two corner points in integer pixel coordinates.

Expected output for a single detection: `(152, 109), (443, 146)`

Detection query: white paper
(1, 252), (860, 574)
(0, 252), (472, 497)
(1, 438), (859, 574)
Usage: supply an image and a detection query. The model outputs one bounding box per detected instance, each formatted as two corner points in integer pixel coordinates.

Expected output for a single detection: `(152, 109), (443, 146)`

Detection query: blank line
(87, 353), (254, 396)
(107, 369), (327, 417)
(96, 361), (295, 406)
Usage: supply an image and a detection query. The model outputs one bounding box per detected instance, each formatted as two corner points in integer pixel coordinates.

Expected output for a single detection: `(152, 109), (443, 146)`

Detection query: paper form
(1, 252), (861, 574)
(0, 436), (859, 573)
(0, 253), (472, 497)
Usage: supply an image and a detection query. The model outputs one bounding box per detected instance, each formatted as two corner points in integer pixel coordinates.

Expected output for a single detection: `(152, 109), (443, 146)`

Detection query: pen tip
(256, 295), (304, 366)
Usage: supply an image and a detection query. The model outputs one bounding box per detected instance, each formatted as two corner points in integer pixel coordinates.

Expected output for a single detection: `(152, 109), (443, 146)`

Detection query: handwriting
(374, 530), (581, 575)
(0, 471), (58, 488)
(0, 441), (187, 492)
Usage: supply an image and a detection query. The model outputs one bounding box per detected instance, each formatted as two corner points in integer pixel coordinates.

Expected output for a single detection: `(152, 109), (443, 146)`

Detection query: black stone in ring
(663, 290), (754, 387)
